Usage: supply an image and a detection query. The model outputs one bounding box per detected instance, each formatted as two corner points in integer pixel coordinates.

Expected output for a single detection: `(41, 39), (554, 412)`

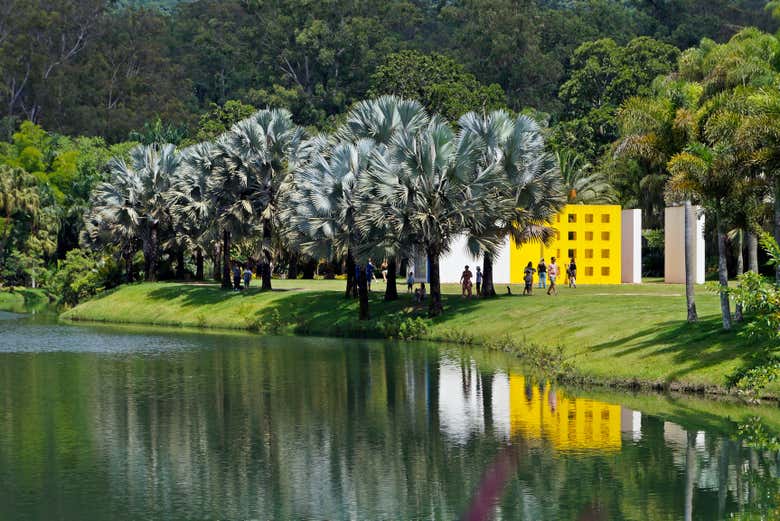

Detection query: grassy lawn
(61, 278), (774, 393)
(0, 288), (50, 313)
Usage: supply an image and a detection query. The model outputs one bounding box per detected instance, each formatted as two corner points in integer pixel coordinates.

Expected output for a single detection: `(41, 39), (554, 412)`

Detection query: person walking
(243, 266), (253, 289)
(232, 263), (242, 291)
(547, 257), (559, 296)
(568, 258), (577, 288)
(366, 259), (375, 291)
(537, 258), (547, 289)
(523, 262), (536, 295)
(460, 265), (473, 298)
(475, 266), (483, 296)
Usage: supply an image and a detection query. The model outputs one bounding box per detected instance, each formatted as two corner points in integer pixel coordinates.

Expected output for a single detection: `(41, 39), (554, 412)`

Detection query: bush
(49, 249), (115, 307)
(376, 315), (430, 340)
(730, 232), (780, 341)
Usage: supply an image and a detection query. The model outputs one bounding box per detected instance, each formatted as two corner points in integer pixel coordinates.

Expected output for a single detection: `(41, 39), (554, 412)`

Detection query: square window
(601, 267), (610, 276)
(568, 214), (577, 223)
(584, 249), (594, 259)
(568, 231), (577, 241)
(585, 267), (594, 276)
(601, 214), (610, 223)
(585, 214), (594, 223)
(556, 215), (560, 223)
(601, 249), (610, 259)
(601, 231), (610, 241)
(585, 231), (594, 241)
(556, 249), (561, 259)
(555, 231), (561, 241)
(567, 249), (576, 259)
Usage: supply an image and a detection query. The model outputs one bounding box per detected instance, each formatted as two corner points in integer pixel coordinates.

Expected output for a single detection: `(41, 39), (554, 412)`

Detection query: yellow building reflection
(509, 376), (621, 452)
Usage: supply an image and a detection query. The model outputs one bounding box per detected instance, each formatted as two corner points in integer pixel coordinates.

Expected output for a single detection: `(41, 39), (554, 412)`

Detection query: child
(523, 261), (536, 295)
(419, 283), (426, 301)
(475, 266), (483, 296)
(406, 270), (415, 293)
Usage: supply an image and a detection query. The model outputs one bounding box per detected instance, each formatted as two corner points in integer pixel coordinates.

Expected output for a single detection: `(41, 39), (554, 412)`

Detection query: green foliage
(738, 416), (780, 450)
(50, 249), (115, 307)
(728, 360), (780, 402)
(730, 233), (780, 340)
(376, 315), (430, 341)
(642, 229), (665, 250)
(192, 100), (256, 143)
(369, 51), (507, 121)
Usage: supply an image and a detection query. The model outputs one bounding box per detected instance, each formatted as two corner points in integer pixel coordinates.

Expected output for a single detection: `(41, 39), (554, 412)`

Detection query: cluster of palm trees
(83, 96), (565, 317)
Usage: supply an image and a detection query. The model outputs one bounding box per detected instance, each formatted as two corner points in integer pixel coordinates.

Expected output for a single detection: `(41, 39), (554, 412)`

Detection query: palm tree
(364, 116), (504, 316)
(283, 139), (379, 319)
(213, 109), (309, 290)
(168, 142), (216, 281)
(458, 111), (565, 297)
(340, 95), (430, 301)
(556, 149), (616, 204)
(86, 144), (179, 282)
(668, 143), (739, 330)
(0, 165), (40, 286)
(616, 79), (702, 322)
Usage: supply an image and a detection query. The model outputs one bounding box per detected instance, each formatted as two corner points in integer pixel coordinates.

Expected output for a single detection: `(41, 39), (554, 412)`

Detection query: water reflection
(0, 320), (778, 520)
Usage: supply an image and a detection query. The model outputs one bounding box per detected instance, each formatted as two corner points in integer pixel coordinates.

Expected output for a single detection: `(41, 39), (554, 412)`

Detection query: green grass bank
(61, 279), (774, 395)
(0, 288), (50, 313)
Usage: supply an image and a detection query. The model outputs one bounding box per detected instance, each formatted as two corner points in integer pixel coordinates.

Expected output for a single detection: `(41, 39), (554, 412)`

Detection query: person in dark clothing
(232, 263), (242, 291)
(537, 258), (547, 289)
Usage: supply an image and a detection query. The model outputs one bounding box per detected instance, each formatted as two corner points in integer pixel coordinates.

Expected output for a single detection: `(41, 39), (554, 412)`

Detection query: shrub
(376, 315), (430, 340)
(49, 249), (112, 307)
(730, 232), (780, 341)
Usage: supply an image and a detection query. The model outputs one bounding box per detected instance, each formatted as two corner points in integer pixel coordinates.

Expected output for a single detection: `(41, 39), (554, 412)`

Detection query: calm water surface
(0, 312), (778, 520)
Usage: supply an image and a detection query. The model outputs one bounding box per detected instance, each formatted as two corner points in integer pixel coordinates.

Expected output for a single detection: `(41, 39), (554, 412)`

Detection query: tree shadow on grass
(589, 317), (773, 382)
(144, 283), (293, 308)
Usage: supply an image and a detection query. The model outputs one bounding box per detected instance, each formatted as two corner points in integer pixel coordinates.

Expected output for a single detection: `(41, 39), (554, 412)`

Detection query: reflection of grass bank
(61, 280), (775, 396)
(0, 288), (50, 313)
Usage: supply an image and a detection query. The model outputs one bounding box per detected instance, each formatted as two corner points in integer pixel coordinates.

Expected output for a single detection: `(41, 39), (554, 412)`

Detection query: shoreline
(58, 280), (776, 400)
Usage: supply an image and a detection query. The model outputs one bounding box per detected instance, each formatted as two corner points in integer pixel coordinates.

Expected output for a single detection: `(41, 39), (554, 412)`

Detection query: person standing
(568, 258), (577, 288)
(243, 266), (253, 289)
(232, 263), (242, 291)
(537, 258), (547, 289)
(406, 270), (415, 294)
(460, 265), (473, 298)
(475, 266), (483, 296)
(547, 257), (559, 296)
(366, 259), (375, 291)
(381, 260), (388, 283)
(523, 262), (536, 295)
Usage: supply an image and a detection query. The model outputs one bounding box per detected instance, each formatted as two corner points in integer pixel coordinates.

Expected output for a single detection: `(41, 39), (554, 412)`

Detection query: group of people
(231, 262), (254, 291)
(458, 265), (483, 298)
(523, 257), (577, 296)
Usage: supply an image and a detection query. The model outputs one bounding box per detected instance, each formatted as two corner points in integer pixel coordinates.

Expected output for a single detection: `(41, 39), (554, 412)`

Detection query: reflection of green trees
(1, 333), (780, 519)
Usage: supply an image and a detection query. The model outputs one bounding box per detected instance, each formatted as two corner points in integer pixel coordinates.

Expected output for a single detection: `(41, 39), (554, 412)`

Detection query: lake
(0, 311), (777, 520)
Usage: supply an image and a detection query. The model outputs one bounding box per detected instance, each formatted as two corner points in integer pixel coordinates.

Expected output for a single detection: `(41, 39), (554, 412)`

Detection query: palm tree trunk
(145, 222), (159, 282)
(195, 248), (204, 281)
(428, 248), (443, 317)
(684, 430), (697, 521)
(717, 217), (732, 330)
(747, 231), (759, 273)
(125, 248), (135, 283)
(345, 250), (356, 299)
(735, 229), (744, 322)
(175, 248), (185, 279)
(384, 257), (398, 301)
(213, 243), (222, 282)
(357, 264), (369, 320)
(684, 200), (698, 323)
(261, 219), (273, 291)
(481, 252), (497, 297)
(287, 251), (299, 280)
(221, 229), (231, 290)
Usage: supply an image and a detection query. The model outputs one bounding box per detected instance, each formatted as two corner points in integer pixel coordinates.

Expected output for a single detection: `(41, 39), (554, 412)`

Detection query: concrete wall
(437, 235), (511, 284)
(664, 205), (705, 284)
(621, 209), (642, 283)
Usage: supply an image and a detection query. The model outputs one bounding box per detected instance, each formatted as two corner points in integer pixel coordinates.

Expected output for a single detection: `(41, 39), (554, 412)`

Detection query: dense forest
(1, 0), (774, 142)
(2, 0), (780, 320)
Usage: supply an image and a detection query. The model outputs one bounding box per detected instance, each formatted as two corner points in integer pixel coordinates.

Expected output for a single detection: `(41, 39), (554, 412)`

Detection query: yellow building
(508, 375), (622, 452)
(510, 204), (622, 285)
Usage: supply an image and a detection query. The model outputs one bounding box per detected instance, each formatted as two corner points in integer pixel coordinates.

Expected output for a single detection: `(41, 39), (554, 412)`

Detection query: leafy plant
(376, 316), (430, 341)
